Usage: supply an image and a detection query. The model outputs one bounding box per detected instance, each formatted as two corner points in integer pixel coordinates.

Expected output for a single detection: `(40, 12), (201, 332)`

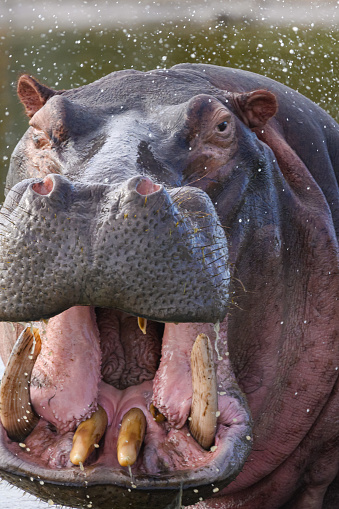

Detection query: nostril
(32, 176), (54, 195)
(136, 177), (161, 196)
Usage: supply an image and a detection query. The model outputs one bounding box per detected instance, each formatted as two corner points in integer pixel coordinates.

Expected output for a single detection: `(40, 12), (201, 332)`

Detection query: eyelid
(215, 113), (232, 125)
(29, 116), (43, 129)
(31, 127), (51, 148)
(29, 115), (51, 136)
(30, 125), (49, 137)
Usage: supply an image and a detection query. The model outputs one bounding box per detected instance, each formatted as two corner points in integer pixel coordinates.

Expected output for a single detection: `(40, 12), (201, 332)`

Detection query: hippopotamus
(0, 63), (338, 509)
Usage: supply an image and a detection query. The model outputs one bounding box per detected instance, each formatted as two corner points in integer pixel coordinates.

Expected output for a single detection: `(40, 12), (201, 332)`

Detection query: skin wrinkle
(97, 308), (125, 387)
(100, 311), (162, 390)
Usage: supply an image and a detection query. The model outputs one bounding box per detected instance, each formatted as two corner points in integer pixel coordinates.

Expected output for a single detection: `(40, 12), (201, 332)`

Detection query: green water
(0, 20), (338, 201)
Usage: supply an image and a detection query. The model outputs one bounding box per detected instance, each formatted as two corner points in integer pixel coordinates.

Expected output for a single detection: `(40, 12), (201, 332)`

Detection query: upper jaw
(0, 308), (252, 509)
(0, 174), (230, 324)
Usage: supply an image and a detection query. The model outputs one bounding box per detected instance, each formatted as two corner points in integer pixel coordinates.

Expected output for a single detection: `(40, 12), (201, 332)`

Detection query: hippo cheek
(0, 177), (252, 508)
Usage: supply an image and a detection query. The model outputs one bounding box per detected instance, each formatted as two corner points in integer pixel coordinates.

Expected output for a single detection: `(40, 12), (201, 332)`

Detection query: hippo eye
(32, 131), (50, 149)
(217, 121), (228, 132)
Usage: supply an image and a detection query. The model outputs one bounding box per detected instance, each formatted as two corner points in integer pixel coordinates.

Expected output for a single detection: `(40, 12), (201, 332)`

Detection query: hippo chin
(0, 64), (339, 509)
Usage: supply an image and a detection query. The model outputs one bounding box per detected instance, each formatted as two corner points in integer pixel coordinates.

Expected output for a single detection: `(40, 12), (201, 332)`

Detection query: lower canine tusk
(117, 407), (146, 467)
(70, 405), (108, 466)
(0, 326), (41, 441)
(189, 333), (218, 450)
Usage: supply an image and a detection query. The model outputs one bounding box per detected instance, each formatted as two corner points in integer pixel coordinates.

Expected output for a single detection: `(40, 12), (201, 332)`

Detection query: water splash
(213, 321), (222, 361)
(128, 465), (137, 489)
(164, 483), (183, 508)
(178, 482), (183, 508)
(29, 321), (36, 356)
(41, 319), (48, 336)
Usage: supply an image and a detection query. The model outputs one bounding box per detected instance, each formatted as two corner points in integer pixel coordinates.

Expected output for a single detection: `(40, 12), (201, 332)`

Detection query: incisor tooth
(117, 407), (146, 467)
(149, 403), (166, 423)
(70, 405), (108, 466)
(137, 317), (147, 335)
(189, 333), (218, 450)
(0, 326), (41, 441)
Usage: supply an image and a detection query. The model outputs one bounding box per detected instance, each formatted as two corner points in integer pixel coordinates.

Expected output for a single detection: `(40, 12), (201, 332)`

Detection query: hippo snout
(0, 173), (229, 323)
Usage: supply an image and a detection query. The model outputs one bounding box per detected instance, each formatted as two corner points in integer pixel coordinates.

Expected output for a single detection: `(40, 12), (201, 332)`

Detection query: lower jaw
(0, 420), (247, 509)
(0, 454), (229, 509)
(0, 306), (252, 506)
(2, 377), (249, 484)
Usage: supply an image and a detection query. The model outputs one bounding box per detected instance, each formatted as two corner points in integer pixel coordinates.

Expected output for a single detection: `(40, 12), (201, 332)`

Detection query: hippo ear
(233, 90), (278, 128)
(17, 74), (57, 118)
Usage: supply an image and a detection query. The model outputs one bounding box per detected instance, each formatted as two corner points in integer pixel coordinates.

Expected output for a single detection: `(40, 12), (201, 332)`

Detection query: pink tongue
(153, 322), (212, 428)
(152, 322), (224, 429)
(30, 306), (102, 431)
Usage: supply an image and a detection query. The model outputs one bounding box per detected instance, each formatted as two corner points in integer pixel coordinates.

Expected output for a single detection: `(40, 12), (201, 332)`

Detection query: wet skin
(0, 64), (339, 508)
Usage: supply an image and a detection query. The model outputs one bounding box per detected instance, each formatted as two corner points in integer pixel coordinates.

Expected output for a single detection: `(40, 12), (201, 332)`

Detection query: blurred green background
(0, 0), (338, 202)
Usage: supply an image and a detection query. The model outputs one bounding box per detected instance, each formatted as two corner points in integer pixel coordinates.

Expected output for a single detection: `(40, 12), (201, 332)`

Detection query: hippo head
(1, 64), (339, 509)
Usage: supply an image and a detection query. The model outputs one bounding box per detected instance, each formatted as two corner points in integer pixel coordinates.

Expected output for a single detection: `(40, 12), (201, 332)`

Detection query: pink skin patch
(30, 306), (102, 432)
(32, 176), (54, 195)
(152, 322), (195, 428)
(135, 177), (160, 196)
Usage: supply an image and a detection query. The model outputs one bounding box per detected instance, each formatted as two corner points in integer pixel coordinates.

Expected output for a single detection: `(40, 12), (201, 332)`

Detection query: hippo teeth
(189, 333), (218, 450)
(117, 407), (147, 467)
(2, 315), (220, 471)
(137, 317), (147, 335)
(0, 326), (41, 441)
(149, 403), (166, 423)
(70, 405), (108, 466)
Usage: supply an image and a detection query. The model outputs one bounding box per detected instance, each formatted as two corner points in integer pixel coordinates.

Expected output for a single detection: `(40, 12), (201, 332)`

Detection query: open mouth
(0, 304), (252, 506)
(0, 173), (252, 507)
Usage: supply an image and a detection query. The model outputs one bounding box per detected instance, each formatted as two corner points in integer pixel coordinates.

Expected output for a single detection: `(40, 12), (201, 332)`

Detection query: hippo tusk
(117, 407), (146, 467)
(0, 326), (41, 441)
(70, 405), (108, 466)
(137, 317), (147, 335)
(189, 333), (218, 450)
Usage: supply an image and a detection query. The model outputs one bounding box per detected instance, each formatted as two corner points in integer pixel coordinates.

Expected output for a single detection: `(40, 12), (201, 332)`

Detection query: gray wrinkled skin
(0, 174), (229, 323)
